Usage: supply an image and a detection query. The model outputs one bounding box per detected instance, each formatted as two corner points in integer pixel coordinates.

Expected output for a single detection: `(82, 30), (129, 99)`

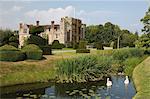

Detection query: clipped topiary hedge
(78, 40), (87, 49)
(51, 40), (65, 49)
(40, 45), (52, 55)
(76, 40), (90, 53)
(76, 49), (90, 53)
(95, 42), (103, 50)
(0, 45), (25, 61)
(22, 44), (43, 60)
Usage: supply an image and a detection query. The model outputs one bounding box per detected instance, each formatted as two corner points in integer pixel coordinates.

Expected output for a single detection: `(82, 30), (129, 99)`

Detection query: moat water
(0, 75), (136, 99)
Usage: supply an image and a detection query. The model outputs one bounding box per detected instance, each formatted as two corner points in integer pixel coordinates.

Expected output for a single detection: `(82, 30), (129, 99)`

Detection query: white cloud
(12, 5), (23, 11)
(25, 6), (75, 24)
(76, 9), (120, 25)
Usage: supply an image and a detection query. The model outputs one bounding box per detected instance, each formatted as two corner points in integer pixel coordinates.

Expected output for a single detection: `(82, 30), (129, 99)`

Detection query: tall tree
(135, 7), (150, 48)
(141, 7), (150, 34)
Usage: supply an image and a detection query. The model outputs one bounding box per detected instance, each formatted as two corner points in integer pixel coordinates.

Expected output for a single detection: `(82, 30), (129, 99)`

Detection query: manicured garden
(0, 46), (149, 88)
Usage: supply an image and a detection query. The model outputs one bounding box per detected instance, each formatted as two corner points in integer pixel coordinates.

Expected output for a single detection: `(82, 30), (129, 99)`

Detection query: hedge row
(51, 40), (65, 49)
(76, 49), (90, 53)
(112, 48), (145, 61)
(40, 45), (52, 55)
(0, 45), (25, 61)
(0, 44), (43, 61)
(0, 51), (25, 62)
(22, 44), (43, 60)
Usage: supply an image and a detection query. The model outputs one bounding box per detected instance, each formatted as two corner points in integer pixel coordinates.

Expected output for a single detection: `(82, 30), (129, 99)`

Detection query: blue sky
(0, 0), (149, 34)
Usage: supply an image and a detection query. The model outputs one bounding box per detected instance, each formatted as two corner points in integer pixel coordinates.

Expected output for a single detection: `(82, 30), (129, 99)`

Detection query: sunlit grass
(133, 56), (150, 99)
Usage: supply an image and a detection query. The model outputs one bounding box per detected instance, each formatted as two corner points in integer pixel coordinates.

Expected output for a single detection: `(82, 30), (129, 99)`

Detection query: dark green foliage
(141, 7), (150, 34)
(0, 45), (25, 61)
(51, 40), (64, 49)
(112, 48), (144, 61)
(85, 22), (138, 48)
(0, 44), (18, 51)
(95, 42), (103, 50)
(22, 44), (43, 60)
(76, 49), (90, 53)
(40, 45), (52, 55)
(102, 43), (111, 47)
(135, 33), (150, 48)
(29, 26), (44, 35)
(73, 42), (79, 49)
(27, 35), (47, 46)
(9, 42), (18, 48)
(78, 40), (87, 49)
(144, 48), (150, 55)
(0, 29), (19, 47)
(129, 48), (145, 57)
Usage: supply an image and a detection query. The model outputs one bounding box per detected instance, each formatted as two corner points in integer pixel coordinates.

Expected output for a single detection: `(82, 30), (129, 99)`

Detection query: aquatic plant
(55, 55), (112, 83)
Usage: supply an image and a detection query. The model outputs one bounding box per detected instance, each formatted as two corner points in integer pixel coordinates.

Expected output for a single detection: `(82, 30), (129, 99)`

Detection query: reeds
(56, 55), (112, 83)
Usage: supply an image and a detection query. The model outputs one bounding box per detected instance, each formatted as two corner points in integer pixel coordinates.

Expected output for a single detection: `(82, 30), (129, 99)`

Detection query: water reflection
(0, 75), (136, 99)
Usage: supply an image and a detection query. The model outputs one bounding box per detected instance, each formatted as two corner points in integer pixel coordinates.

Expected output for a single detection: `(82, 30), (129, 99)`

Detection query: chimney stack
(36, 21), (39, 26)
(19, 23), (23, 29)
(51, 21), (54, 29)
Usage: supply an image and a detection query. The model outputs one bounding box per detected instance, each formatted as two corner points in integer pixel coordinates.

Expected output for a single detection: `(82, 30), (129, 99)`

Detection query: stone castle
(19, 16), (86, 48)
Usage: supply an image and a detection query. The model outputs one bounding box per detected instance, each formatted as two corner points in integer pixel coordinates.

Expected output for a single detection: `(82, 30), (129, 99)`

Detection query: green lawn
(133, 56), (150, 99)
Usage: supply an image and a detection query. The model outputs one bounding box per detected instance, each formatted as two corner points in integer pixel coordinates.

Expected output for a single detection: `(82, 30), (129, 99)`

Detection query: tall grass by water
(56, 55), (112, 83)
(56, 48), (146, 83)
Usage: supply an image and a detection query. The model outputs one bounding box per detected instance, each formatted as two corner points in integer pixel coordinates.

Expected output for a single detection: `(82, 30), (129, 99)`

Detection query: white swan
(124, 76), (129, 84)
(106, 78), (112, 87)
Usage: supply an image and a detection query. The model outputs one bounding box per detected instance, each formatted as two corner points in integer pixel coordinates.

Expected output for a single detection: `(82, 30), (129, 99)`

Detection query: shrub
(22, 44), (43, 60)
(0, 44), (18, 51)
(144, 48), (150, 55)
(95, 42), (103, 50)
(113, 49), (129, 61)
(40, 45), (52, 55)
(0, 45), (25, 61)
(9, 42), (18, 48)
(73, 42), (79, 49)
(129, 48), (144, 57)
(52, 40), (64, 49)
(78, 40), (87, 49)
(27, 35), (47, 46)
(97, 49), (114, 56)
(76, 49), (90, 53)
(102, 43), (110, 47)
(112, 48), (144, 61)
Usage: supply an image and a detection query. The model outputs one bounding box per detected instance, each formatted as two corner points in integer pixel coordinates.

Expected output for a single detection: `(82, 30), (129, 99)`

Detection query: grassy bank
(133, 56), (150, 99)
(0, 48), (147, 87)
(0, 49), (104, 87)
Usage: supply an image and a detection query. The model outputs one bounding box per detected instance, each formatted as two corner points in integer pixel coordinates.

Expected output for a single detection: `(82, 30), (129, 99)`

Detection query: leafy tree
(135, 34), (150, 48)
(29, 26), (44, 35)
(0, 29), (19, 47)
(141, 7), (150, 34)
(136, 7), (150, 48)
(120, 30), (137, 47)
(85, 22), (137, 48)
